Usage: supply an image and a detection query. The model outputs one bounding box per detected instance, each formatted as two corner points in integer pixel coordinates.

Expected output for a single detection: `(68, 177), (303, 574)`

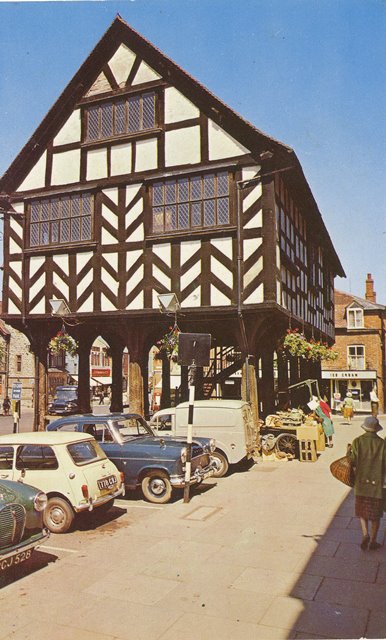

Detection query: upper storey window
(151, 172), (231, 235)
(30, 193), (93, 247)
(85, 92), (156, 141)
(347, 307), (364, 329)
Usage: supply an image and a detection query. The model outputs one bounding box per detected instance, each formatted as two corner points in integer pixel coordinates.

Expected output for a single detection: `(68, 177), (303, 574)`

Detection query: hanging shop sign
(322, 370), (376, 380)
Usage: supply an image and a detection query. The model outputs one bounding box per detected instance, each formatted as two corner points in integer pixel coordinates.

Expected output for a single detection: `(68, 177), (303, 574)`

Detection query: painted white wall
(165, 126), (200, 166)
(164, 87), (199, 123)
(135, 138), (158, 172)
(210, 256), (233, 288)
(108, 44), (136, 87)
(53, 110), (81, 146)
(208, 119), (249, 161)
(211, 284), (231, 306)
(51, 149), (80, 185)
(243, 256), (263, 288)
(132, 61), (161, 85)
(86, 148), (108, 181)
(152, 243), (171, 267)
(17, 152), (47, 192)
(111, 143), (132, 176)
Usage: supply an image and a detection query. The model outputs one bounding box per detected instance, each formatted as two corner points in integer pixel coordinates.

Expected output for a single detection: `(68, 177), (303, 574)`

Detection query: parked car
(0, 478), (49, 572)
(0, 432), (125, 533)
(48, 386), (79, 416)
(150, 399), (261, 477)
(47, 413), (217, 504)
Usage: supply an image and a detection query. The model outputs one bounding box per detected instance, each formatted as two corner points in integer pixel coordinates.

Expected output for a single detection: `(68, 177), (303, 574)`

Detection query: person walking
(370, 387), (379, 417)
(98, 390), (104, 405)
(342, 391), (354, 424)
(2, 396), (11, 416)
(318, 397), (335, 447)
(349, 416), (385, 551)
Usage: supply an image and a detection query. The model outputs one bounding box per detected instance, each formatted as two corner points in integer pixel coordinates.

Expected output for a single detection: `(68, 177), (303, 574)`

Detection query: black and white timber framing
(0, 16), (345, 429)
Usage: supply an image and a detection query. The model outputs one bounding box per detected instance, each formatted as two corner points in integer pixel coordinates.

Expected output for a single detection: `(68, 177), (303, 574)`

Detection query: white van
(150, 399), (260, 477)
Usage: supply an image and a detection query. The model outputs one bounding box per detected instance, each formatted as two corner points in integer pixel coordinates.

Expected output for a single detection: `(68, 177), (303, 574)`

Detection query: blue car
(47, 413), (216, 504)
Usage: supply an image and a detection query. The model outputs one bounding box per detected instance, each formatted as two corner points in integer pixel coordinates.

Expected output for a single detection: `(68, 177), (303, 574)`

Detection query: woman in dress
(342, 391), (354, 424)
(349, 416), (385, 551)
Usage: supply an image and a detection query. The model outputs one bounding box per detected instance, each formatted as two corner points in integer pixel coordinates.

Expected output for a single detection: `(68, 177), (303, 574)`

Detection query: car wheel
(275, 433), (298, 457)
(141, 471), (172, 504)
(211, 451), (229, 478)
(97, 498), (114, 513)
(43, 497), (74, 534)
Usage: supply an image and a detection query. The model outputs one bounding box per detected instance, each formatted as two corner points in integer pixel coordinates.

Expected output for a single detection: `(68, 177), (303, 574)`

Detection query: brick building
(322, 274), (386, 413)
(0, 304), (35, 408)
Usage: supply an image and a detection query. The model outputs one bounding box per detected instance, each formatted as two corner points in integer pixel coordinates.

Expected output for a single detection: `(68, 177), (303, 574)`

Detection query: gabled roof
(0, 15), (344, 277)
(334, 289), (385, 327)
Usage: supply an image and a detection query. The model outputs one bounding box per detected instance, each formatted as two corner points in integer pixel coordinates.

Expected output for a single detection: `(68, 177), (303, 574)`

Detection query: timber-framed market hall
(0, 17), (344, 429)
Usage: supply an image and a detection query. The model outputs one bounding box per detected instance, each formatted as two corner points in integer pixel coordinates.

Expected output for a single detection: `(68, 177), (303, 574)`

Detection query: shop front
(322, 369), (377, 413)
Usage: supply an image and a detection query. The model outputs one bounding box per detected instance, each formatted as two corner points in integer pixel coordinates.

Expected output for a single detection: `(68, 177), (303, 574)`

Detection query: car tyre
(43, 497), (74, 534)
(211, 451), (229, 478)
(141, 471), (172, 504)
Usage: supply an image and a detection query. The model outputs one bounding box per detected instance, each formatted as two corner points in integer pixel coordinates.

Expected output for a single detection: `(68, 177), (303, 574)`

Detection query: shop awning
(68, 374), (99, 387)
(92, 376), (112, 385)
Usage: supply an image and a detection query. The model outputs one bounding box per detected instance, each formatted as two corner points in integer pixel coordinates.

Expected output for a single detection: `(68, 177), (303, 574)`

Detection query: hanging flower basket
(280, 329), (338, 362)
(156, 325), (180, 361)
(49, 329), (78, 357)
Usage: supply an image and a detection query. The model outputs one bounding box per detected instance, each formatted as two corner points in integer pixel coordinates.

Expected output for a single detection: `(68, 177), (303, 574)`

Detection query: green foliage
(49, 329), (78, 357)
(280, 329), (338, 362)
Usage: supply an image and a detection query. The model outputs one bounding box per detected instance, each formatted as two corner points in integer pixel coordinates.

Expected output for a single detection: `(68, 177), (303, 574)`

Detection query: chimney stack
(365, 273), (376, 303)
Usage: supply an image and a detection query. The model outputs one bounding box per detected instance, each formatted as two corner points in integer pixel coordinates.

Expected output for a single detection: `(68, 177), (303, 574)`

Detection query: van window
(0, 446), (14, 470)
(16, 445), (59, 470)
(158, 415), (172, 430)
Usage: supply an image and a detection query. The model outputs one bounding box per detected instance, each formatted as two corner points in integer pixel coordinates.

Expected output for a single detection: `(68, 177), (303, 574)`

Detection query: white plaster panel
(153, 265), (171, 290)
(132, 61), (161, 85)
(126, 198), (143, 226)
(127, 291), (144, 310)
(180, 240), (201, 265)
(243, 183), (262, 212)
(52, 278), (69, 302)
(165, 126), (200, 166)
(164, 87), (199, 124)
(210, 236), (233, 259)
(181, 261), (201, 291)
(51, 149), (80, 185)
(102, 228), (118, 245)
(277, 279), (281, 303)
(127, 223), (144, 242)
(152, 243), (171, 268)
(208, 119), (249, 161)
(244, 210), (263, 230)
(210, 256), (233, 288)
(103, 253), (118, 273)
(10, 217), (23, 239)
(29, 256), (45, 278)
(53, 110), (81, 145)
(8, 299), (21, 314)
(276, 244), (281, 269)
(243, 237), (263, 261)
(86, 72), (112, 96)
(102, 187), (119, 206)
(243, 256), (263, 288)
(29, 298), (46, 314)
(77, 269), (93, 298)
(9, 261), (22, 279)
(86, 148), (108, 181)
(111, 143), (132, 176)
(29, 273), (46, 301)
(126, 184), (142, 207)
(126, 250), (142, 271)
(8, 277), (22, 300)
(244, 283), (264, 305)
(78, 294), (93, 313)
(242, 166), (260, 181)
(181, 286), (201, 308)
(108, 44), (136, 86)
(9, 237), (21, 255)
(211, 284), (231, 306)
(101, 268), (118, 297)
(101, 292), (117, 311)
(135, 138), (158, 172)
(102, 203), (118, 227)
(53, 254), (69, 275)
(76, 251), (93, 273)
(126, 265), (144, 293)
(18, 152), (47, 192)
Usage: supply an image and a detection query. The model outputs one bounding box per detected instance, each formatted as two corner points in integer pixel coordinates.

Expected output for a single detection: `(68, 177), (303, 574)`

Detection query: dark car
(48, 386), (79, 416)
(47, 413), (216, 504)
(0, 479), (49, 572)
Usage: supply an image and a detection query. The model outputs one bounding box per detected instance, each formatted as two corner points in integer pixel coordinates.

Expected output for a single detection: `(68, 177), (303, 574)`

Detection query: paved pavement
(0, 412), (385, 639)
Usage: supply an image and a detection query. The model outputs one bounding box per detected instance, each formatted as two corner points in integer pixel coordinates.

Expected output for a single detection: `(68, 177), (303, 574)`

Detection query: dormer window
(85, 91), (156, 142)
(347, 307), (364, 329)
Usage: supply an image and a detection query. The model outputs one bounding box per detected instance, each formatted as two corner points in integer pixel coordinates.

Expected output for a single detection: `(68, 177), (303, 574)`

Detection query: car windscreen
(56, 389), (77, 400)
(67, 440), (107, 465)
(111, 417), (153, 441)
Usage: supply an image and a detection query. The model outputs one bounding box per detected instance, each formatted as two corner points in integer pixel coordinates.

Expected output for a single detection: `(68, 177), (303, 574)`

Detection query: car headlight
(33, 491), (48, 512)
(209, 438), (216, 452)
(180, 447), (187, 464)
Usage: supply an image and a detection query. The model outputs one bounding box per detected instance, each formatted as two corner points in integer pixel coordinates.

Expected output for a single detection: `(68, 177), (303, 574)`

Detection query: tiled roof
(335, 289), (386, 327)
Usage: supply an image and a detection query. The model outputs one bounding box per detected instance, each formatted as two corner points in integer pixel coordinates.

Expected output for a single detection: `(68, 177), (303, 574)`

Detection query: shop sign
(91, 368), (111, 377)
(322, 370), (376, 380)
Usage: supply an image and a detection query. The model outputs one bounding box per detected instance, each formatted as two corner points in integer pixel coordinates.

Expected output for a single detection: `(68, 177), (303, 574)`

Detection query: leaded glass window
(85, 92), (156, 141)
(29, 193), (93, 247)
(151, 171), (231, 234)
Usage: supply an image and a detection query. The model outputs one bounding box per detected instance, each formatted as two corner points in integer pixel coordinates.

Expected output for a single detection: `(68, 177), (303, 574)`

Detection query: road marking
(41, 545), (78, 553)
(114, 500), (163, 510)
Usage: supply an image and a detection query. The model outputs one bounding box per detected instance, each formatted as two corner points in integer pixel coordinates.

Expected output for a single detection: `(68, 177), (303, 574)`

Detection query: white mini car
(0, 432), (125, 533)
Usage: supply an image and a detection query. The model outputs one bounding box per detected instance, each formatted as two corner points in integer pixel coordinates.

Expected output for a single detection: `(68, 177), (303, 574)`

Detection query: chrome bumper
(74, 484), (125, 513)
(0, 529), (50, 564)
(170, 459), (217, 488)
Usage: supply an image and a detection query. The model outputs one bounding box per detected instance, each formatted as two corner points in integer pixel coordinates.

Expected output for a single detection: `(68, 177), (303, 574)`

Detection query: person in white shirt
(370, 387), (379, 417)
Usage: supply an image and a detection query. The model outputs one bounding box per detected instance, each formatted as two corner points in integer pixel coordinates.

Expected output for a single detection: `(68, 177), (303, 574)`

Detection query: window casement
(29, 193), (93, 247)
(347, 307), (364, 329)
(16, 355), (22, 373)
(85, 92), (157, 142)
(150, 171), (231, 235)
(347, 344), (365, 370)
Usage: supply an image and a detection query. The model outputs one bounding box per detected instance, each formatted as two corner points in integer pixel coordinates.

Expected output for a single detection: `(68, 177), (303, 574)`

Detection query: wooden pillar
(30, 329), (50, 432)
(160, 352), (171, 409)
(128, 359), (144, 415)
(78, 339), (92, 414)
(261, 347), (275, 417)
(195, 366), (204, 400)
(242, 361), (259, 422)
(109, 342), (124, 413)
(277, 353), (289, 408)
(289, 356), (299, 386)
(180, 365), (189, 402)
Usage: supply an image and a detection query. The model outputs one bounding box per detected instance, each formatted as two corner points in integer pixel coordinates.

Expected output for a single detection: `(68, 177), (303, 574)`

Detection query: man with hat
(349, 416), (385, 550)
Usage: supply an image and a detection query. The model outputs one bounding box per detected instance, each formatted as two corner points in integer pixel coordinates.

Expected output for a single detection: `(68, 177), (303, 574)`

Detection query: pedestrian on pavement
(309, 396), (334, 448)
(370, 387), (379, 417)
(2, 396), (11, 416)
(342, 391), (354, 424)
(98, 390), (104, 405)
(349, 416), (385, 551)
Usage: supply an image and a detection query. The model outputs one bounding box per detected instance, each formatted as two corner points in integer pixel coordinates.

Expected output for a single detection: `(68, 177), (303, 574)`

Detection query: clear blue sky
(1, 0), (385, 303)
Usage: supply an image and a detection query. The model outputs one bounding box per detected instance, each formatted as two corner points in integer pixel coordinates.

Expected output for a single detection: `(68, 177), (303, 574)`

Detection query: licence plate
(0, 548), (33, 572)
(97, 475), (117, 491)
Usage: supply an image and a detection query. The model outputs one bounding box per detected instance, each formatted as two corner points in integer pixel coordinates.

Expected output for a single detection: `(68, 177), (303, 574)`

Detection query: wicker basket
(330, 455), (355, 487)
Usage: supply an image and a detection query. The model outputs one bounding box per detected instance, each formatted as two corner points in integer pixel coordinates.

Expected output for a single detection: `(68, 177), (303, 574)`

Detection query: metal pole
(183, 361), (196, 503)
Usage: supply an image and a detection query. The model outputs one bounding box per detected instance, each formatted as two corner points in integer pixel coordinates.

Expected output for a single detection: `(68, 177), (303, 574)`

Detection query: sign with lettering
(322, 370), (376, 380)
(11, 382), (22, 400)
